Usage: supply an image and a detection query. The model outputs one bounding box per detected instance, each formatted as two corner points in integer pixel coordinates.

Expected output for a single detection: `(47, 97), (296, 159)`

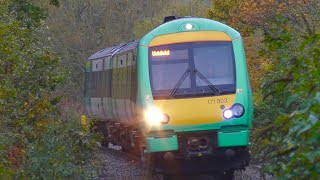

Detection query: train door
(126, 51), (134, 122)
(116, 54), (129, 123)
(102, 56), (112, 120)
(112, 56), (120, 122)
(91, 59), (104, 118)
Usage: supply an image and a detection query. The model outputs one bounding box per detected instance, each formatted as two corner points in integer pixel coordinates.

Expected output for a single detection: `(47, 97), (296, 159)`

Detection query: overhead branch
(300, 12), (314, 35)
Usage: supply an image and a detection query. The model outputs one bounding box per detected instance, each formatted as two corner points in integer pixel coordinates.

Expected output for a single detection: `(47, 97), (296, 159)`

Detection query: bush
(0, 0), (99, 178)
(209, 1), (320, 178)
(20, 118), (98, 179)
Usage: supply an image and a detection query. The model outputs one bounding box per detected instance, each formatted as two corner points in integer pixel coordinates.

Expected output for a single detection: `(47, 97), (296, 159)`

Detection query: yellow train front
(84, 16), (253, 177)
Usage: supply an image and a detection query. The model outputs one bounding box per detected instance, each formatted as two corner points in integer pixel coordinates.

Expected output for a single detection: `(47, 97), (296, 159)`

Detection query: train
(84, 16), (253, 178)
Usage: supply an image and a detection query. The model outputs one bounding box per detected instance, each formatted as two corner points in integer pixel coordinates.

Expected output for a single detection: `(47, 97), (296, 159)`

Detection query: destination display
(152, 50), (170, 56)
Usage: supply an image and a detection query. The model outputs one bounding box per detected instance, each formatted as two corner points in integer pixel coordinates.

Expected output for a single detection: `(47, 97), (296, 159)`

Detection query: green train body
(84, 17), (253, 174)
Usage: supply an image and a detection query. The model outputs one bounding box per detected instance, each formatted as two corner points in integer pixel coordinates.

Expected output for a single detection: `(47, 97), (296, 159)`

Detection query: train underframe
(93, 120), (250, 177)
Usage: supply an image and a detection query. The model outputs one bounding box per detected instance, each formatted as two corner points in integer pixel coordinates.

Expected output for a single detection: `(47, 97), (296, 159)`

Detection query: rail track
(89, 144), (272, 180)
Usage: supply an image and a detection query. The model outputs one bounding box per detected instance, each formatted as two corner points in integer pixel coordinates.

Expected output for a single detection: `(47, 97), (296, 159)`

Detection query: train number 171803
(208, 98), (227, 104)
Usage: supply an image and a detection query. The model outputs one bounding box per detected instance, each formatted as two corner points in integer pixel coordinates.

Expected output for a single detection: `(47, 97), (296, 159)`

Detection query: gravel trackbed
(90, 145), (273, 180)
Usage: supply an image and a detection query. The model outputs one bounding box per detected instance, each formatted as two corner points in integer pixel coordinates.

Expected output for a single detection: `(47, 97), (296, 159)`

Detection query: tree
(0, 0), (96, 177)
(133, 0), (211, 38)
(208, 0), (274, 103)
(209, 0), (320, 178)
(33, 0), (174, 101)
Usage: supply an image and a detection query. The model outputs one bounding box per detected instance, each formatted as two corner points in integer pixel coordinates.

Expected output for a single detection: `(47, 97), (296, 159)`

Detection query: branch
(66, 47), (86, 59)
(308, 85), (316, 97)
(276, 146), (298, 157)
(300, 12), (314, 35)
(263, 90), (277, 100)
(254, 124), (275, 142)
(264, 76), (293, 88)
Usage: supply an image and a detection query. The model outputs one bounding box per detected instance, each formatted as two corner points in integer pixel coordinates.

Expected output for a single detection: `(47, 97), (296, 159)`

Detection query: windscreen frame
(148, 41), (237, 99)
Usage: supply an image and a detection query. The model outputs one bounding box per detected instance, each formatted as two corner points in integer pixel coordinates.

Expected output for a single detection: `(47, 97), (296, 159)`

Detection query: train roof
(88, 40), (139, 61)
(88, 17), (241, 61)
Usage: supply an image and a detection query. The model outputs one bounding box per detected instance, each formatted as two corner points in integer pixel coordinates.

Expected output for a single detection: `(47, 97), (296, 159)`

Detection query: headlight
(223, 109), (233, 119)
(223, 104), (245, 120)
(232, 104), (245, 117)
(144, 107), (170, 126)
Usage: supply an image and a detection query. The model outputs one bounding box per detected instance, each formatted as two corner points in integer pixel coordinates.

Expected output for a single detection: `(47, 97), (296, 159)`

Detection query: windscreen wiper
(194, 69), (220, 95)
(169, 68), (190, 98)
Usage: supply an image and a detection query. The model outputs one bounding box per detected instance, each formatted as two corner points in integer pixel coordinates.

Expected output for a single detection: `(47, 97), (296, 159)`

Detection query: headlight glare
(144, 107), (169, 126)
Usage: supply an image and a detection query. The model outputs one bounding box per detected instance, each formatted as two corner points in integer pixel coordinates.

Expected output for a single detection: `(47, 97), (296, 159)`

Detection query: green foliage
(209, 0), (319, 178)
(10, 0), (48, 29)
(255, 17), (320, 178)
(0, 0), (97, 178)
(21, 119), (97, 178)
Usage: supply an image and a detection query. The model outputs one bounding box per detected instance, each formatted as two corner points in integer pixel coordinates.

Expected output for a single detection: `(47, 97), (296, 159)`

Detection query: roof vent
(163, 16), (193, 24)
(163, 16), (177, 23)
